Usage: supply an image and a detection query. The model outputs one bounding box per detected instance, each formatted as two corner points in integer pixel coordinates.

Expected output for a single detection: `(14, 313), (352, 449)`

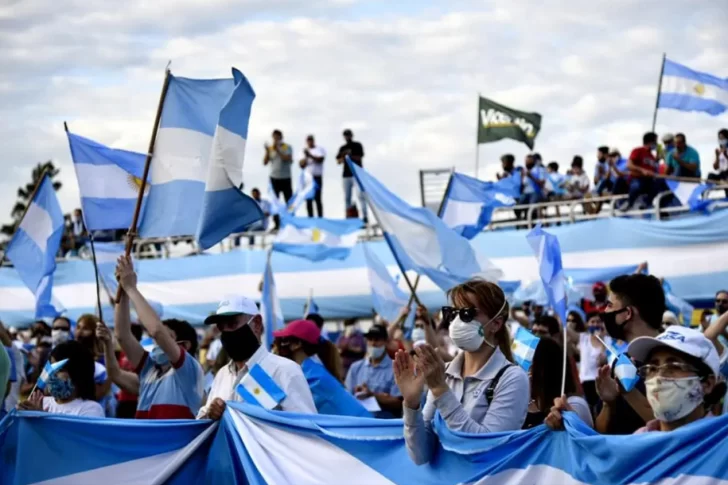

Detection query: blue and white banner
(261, 254), (284, 349)
(5, 174), (65, 319)
(363, 244), (409, 323)
(663, 279), (695, 326)
(440, 172), (517, 239)
(6, 405), (728, 484)
(89, 241), (125, 295)
(658, 58), (728, 116)
(666, 179), (713, 212)
(236, 364), (287, 410)
(196, 68), (263, 249)
(527, 225), (567, 325)
(67, 132), (148, 231)
(512, 326), (540, 371)
(288, 169), (317, 214)
(2, 210), (728, 327)
(273, 215), (362, 262)
(350, 161), (503, 291)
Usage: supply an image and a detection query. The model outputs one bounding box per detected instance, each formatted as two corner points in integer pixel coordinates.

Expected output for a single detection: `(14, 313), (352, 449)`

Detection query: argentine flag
(666, 179), (713, 212)
(5, 174), (65, 319)
(236, 364), (287, 410)
(303, 291), (320, 318)
(67, 132), (148, 231)
(609, 352), (640, 393)
(273, 216), (362, 262)
(261, 254), (284, 349)
(140, 68), (261, 243)
(196, 68), (263, 249)
(526, 225), (567, 325)
(89, 241), (126, 295)
(512, 326), (540, 372)
(267, 181), (287, 217)
(658, 58), (728, 116)
(663, 279), (694, 326)
(363, 245), (409, 323)
(349, 161), (503, 291)
(440, 172), (517, 240)
(288, 170), (317, 214)
(36, 358), (69, 390)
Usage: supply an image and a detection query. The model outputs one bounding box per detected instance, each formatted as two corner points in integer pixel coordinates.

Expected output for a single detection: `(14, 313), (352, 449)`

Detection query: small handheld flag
(36, 359), (69, 391)
(512, 326), (540, 372)
(236, 364), (287, 410)
(595, 334), (640, 392)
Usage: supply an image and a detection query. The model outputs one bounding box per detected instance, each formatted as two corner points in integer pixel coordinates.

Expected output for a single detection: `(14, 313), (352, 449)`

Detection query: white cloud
(1, 0), (727, 232)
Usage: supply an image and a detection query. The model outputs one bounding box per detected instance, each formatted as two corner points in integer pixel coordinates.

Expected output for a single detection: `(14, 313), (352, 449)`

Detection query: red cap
(273, 319), (321, 344)
(593, 282), (607, 292)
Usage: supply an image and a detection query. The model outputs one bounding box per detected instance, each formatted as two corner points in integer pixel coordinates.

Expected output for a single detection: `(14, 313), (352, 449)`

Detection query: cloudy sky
(2, 0), (727, 227)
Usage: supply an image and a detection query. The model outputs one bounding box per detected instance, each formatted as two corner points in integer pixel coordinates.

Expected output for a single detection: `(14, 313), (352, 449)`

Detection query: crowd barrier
(2, 404), (728, 484)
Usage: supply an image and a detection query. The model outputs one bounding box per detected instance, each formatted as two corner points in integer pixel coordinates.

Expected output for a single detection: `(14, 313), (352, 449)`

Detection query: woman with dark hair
(395, 279), (529, 465)
(523, 337), (592, 429)
(18, 341), (103, 417)
(273, 320), (370, 417)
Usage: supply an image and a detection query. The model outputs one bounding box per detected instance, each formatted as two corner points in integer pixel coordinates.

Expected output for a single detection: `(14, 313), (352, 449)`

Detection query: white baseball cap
(627, 325), (720, 377)
(204, 295), (259, 325)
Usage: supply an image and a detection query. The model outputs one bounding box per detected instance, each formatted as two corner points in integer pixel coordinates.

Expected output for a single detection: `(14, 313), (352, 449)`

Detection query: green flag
(477, 96), (542, 149)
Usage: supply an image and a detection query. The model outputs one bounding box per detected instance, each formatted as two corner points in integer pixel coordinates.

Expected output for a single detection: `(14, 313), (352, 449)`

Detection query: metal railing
(2, 185), (726, 265)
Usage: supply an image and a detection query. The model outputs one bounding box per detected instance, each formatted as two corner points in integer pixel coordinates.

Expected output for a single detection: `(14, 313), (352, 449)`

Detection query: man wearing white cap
(197, 295), (316, 420)
(628, 326), (725, 433)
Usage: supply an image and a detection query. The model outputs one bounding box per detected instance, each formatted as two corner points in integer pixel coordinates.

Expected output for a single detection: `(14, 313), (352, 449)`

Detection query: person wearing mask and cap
(274, 319), (370, 417)
(395, 279), (529, 465)
(345, 324), (402, 418)
(198, 296), (316, 420)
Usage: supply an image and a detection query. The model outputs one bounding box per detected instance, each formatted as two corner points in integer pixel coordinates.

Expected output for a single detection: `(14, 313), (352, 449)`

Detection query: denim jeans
(343, 177), (367, 220)
(515, 192), (544, 220)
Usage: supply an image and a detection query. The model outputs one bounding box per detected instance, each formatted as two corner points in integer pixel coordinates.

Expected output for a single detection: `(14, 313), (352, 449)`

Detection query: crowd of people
(497, 128), (728, 219)
(2, 254), (728, 464)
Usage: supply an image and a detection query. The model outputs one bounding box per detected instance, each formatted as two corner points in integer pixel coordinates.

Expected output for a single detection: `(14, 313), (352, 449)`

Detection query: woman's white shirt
(42, 397), (105, 417)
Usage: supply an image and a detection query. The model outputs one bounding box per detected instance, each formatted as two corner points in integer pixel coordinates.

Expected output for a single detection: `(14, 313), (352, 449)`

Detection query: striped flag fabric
(236, 364), (287, 410)
(36, 358), (69, 391)
(511, 326), (540, 371)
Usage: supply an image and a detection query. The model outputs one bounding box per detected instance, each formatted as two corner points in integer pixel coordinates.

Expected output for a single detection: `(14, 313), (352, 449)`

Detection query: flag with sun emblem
(658, 58), (728, 116)
(272, 215), (362, 262)
(236, 364), (287, 410)
(67, 132), (149, 231)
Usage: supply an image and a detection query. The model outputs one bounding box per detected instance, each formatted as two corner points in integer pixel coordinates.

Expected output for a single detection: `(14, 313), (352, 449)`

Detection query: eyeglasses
(637, 362), (700, 379)
(441, 306), (478, 323)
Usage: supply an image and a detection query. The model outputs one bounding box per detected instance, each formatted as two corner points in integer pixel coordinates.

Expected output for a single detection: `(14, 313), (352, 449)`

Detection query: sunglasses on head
(441, 306), (478, 323)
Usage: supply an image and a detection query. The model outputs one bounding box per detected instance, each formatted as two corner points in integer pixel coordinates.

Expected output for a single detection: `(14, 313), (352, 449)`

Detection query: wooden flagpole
(114, 68), (172, 303)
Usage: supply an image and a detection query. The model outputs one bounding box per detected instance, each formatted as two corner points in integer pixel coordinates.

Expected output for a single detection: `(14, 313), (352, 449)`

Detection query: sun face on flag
(693, 83), (706, 96)
(127, 174), (150, 194)
(253, 387), (261, 395)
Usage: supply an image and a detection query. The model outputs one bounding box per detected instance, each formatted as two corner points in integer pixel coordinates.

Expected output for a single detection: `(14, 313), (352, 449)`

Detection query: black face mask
(220, 323), (260, 362)
(602, 308), (630, 341)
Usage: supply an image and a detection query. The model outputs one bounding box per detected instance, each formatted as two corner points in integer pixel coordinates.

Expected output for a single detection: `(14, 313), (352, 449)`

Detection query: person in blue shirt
(594, 146), (611, 195)
(345, 324), (402, 418)
(607, 148), (629, 195)
(274, 319), (370, 417)
(666, 133), (701, 179)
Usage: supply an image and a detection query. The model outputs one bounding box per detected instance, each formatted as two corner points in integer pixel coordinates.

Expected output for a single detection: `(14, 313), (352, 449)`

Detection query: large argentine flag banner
(349, 161), (503, 291)
(67, 132), (148, 231)
(5, 405), (728, 484)
(141, 70), (260, 240)
(658, 58), (728, 116)
(363, 244), (409, 323)
(273, 215), (362, 262)
(5, 174), (64, 319)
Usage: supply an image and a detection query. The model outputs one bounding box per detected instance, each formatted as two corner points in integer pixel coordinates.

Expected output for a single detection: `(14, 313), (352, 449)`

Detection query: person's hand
(636, 261), (648, 274)
(596, 364), (620, 403)
(299, 159), (307, 169)
(355, 383), (373, 399)
(18, 390), (44, 412)
(393, 350), (426, 409)
(415, 344), (447, 393)
(208, 398), (227, 420)
(544, 395), (573, 430)
(115, 255), (137, 291)
(96, 322), (112, 346)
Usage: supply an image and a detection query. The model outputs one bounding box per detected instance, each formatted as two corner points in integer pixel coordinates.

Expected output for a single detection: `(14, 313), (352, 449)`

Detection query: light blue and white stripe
(512, 326), (540, 372)
(363, 244), (409, 323)
(261, 254), (284, 349)
(273, 215), (362, 262)
(658, 58), (728, 116)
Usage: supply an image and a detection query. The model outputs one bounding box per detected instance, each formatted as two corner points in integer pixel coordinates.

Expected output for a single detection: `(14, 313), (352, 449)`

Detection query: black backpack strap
(485, 364), (514, 404)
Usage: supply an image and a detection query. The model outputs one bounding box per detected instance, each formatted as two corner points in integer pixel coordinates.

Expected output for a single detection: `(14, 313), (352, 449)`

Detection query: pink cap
(273, 319), (321, 344)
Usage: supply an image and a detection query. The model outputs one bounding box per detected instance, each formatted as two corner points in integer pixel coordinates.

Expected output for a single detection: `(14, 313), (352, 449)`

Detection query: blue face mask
(150, 345), (170, 367)
(588, 325), (602, 334)
(48, 374), (75, 400)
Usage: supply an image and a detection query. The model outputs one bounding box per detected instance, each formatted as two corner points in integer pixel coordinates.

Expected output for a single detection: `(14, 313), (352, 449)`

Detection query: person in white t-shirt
(578, 312), (610, 414)
(18, 340), (104, 418)
(299, 134), (326, 218)
(708, 128), (728, 192)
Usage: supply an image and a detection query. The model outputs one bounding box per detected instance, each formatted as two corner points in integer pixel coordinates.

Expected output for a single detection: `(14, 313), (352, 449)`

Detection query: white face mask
(448, 301), (506, 352)
(645, 376), (704, 422)
(411, 328), (426, 343)
(367, 345), (386, 360)
(719, 138), (727, 147)
(51, 329), (70, 347)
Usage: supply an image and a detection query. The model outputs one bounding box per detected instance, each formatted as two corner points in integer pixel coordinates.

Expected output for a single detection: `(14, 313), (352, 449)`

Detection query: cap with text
(627, 325), (720, 377)
(204, 295), (259, 325)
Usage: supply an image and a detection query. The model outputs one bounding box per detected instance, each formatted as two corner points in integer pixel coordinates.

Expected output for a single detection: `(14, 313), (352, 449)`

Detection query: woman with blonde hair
(394, 279), (529, 465)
